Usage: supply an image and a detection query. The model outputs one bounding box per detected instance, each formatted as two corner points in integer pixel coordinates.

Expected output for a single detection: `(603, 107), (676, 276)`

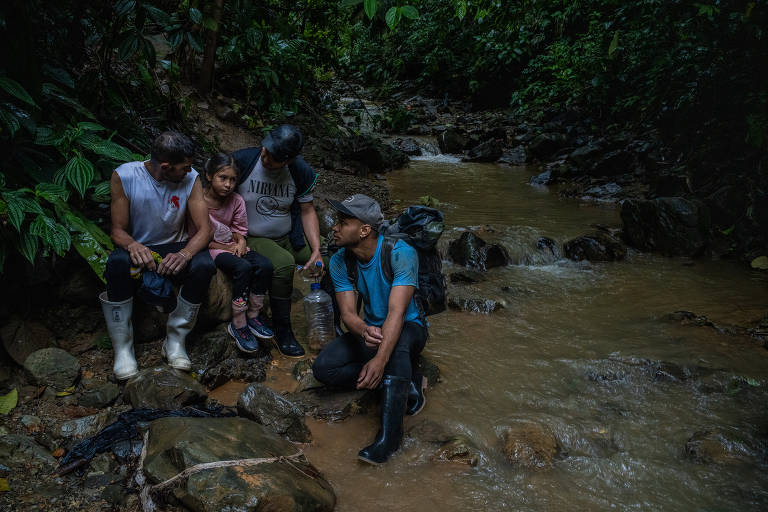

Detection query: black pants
(214, 251), (273, 301)
(312, 321), (428, 388)
(105, 242), (216, 303)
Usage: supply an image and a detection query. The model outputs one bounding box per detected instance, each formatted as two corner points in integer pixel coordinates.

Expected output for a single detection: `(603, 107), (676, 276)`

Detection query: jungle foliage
(0, 0), (765, 277)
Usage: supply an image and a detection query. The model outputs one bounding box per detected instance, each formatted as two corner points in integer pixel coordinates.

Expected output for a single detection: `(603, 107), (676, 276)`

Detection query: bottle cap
(315, 261), (323, 268)
(310, 283), (321, 290)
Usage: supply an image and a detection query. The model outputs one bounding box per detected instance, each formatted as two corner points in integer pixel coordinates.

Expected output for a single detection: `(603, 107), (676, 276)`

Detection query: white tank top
(115, 161), (198, 246)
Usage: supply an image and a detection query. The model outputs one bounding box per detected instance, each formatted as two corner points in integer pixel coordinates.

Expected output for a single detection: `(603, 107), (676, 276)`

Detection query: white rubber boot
(161, 293), (200, 370)
(99, 292), (139, 380)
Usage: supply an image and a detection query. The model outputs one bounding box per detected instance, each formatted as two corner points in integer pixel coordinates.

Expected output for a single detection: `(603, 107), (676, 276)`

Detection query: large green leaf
(89, 180), (111, 202)
(340, 0), (363, 7)
(385, 7), (401, 29)
(41, 65), (75, 89)
(2, 192), (43, 231)
(143, 4), (171, 26)
(54, 201), (113, 282)
(16, 230), (38, 264)
(0, 389), (17, 415)
(364, 0), (377, 19)
(35, 182), (70, 203)
(77, 121), (105, 132)
(118, 33), (141, 60)
(400, 5), (419, 20)
(456, 0), (467, 20)
(42, 83), (96, 119)
(30, 214), (71, 256)
(115, 0), (136, 17)
(64, 155), (95, 197)
(187, 32), (204, 53)
(77, 134), (135, 162)
(189, 7), (202, 24)
(55, 200), (113, 248)
(0, 77), (37, 107)
(34, 126), (56, 145)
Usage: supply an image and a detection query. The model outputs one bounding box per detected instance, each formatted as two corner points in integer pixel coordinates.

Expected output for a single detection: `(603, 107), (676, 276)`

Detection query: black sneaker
(227, 322), (261, 353)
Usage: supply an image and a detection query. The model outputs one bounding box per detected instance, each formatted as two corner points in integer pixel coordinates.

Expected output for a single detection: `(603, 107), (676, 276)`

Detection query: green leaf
(41, 83), (96, 119)
(118, 33), (141, 60)
(143, 4), (171, 25)
(340, 0), (363, 7)
(0, 106), (20, 136)
(0, 389), (17, 415)
(30, 214), (70, 256)
(608, 30), (620, 59)
(41, 65), (75, 89)
(77, 121), (106, 132)
(751, 256), (768, 270)
(16, 230), (38, 264)
(385, 7), (400, 29)
(189, 7), (202, 24)
(54, 201), (113, 281)
(456, 0), (467, 20)
(401, 5), (419, 20)
(34, 126), (56, 145)
(89, 180), (111, 202)
(0, 77), (37, 107)
(1, 192), (24, 230)
(114, 0), (136, 17)
(64, 155), (95, 198)
(202, 17), (218, 31)
(35, 182), (70, 203)
(78, 134), (135, 162)
(364, 0), (377, 19)
(187, 32), (203, 53)
(167, 29), (184, 48)
(55, 200), (113, 248)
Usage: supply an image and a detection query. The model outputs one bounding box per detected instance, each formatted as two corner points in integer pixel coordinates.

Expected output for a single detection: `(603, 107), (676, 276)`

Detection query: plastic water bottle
(303, 263), (334, 352)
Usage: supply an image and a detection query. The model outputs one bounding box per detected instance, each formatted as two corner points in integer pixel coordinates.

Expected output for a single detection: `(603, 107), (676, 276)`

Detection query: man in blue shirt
(313, 194), (428, 464)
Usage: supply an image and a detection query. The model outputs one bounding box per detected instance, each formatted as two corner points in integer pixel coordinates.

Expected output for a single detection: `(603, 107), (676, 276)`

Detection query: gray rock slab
(23, 347), (80, 389)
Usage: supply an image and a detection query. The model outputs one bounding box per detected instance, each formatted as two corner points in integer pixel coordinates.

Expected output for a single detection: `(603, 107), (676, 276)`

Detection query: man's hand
(362, 325), (383, 349)
(357, 356), (387, 390)
(127, 241), (157, 271)
(303, 250), (324, 273)
(157, 251), (189, 276)
(233, 238), (247, 257)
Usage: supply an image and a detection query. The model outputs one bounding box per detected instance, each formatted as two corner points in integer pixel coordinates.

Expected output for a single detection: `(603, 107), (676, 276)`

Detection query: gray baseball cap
(327, 194), (384, 229)
(262, 124), (303, 162)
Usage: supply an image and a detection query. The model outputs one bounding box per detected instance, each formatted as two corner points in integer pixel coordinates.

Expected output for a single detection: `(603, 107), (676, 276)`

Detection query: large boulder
(191, 330), (270, 388)
(502, 421), (559, 470)
(448, 232), (509, 270)
(23, 348), (80, 390)
(238, 383), (312, 442)
(527, 133), (568, 160)
(1, 319), (55, 366)
(143, 417), (335, 512)
(437, 127), (468, 154)
(463, 139), (503, 162)
(498, 145), (528, 165)
(285, 388), (376, 422)
(201, 270), (232, 325)
(620, 197), (711, 256)
(564, 232), (627, 262)
(588, 149), (633, 176)
(685, 430), (761, 465)
(123, 367), (207, 409)
(407, 419), (480, 466)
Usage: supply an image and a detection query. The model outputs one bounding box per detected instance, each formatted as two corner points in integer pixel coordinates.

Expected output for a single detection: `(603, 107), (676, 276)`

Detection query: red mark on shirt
(169, 196), (180, 209)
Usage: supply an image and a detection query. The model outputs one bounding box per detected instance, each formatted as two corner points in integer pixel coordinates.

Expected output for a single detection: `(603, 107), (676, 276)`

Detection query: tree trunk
(198, 0), (224, 94)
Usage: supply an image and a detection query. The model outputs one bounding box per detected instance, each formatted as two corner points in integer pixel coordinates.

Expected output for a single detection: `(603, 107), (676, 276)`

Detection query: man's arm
(157, 176), (212, 275)
(300, 200), (323, 270)
(356, 285), (414, 390)
(110, 170), (156, 271)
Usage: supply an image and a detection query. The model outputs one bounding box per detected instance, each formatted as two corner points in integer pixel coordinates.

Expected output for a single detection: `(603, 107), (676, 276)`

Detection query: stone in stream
(685, 430), (762, 465)
(564, 232), (627, 262)
(23, 347), (80, 390)
(143, 417), (335, 512)
(502, 421), (560, 470)
(285, 387), (377, 422)
(527, 132), (568, 160)
(123, 366), (208, 409)
(407, 419), (480, 466)
(463, 139), (503, 162)
(448, 232), (509, 270)
(190, 329), (271, 388)
(447, 295), (504, 314)
(449, 270), (488, 285)
(498, 145), (528, 165)
(238, 383), (312, 442)
(78, 381), (120, 409)
(437, 127), (468, 154)
(620, 197), (711, 257)
(392, 137), (422, 156)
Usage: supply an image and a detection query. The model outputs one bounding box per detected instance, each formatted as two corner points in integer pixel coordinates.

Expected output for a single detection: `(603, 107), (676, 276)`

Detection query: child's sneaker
(247, 316), (275, 339)
(228, 322), (261, 353)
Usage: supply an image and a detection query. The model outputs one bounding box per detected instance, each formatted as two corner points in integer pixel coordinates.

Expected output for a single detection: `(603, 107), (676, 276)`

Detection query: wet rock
(0, 434), (56, 466)
(79, 382), (120, 409)
(649, 168), (691, 197)
(564, 232), (627, 262)
(191, 329), (271, 388)
(447, 295), (504, 314)
(335, 134), (409, 175)
(392, 137), (422, 156)
(498, 145), (527, 165)
(112, 439), (143, 462)
(215, 104), (237, 122)
(123, 366), (207, 409)
(529, 170), (553, 186)
(527, 133), (567, 160)
(57, 411), (113, 440)
(346, 99), (364, 110)
(201, 270), (233, 325)
(568, 141), (604, 167)
(621, 197), (711, 257)
(416, 356), (441, 386)
(132, 299), (167, 344)
(537, 237), (560, 258)
(21, 415), (42, 429)
(103, 483), (129, 506)
(706, 185), (749, 229)
(463, 139), (503, 162)
(583, 182), (622, 200)
(143, 417), (335, 512)
(502, 422), (559, 470)
(1, 319), (55, 366)
(589, 149), (633, 177)
(449, 271), (487, 285)
(23, 347), (80, 390)
(285, 388), (376, 421)
(407, 419), (479, 466)
(437, 127), (468, 154)
(448, 232), (509, 270)
(238, 383), (312, 442)
(292, 359), (324, 392)
(685, 430), (760, 465)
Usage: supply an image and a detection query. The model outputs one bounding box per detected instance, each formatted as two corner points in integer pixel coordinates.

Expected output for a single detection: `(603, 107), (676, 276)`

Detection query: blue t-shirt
(330, 235), (422, 327)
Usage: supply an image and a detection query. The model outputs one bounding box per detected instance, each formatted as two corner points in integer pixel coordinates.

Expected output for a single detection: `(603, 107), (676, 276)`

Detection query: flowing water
(295, 159), (768, 511)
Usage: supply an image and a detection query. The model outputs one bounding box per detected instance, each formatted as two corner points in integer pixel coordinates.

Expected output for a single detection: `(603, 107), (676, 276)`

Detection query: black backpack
(341, 206), (447, 322)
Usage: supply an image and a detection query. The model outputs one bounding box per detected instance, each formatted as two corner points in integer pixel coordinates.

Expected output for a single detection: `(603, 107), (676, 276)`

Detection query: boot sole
(115, 368), (139, 381)
(161, 344), (192, 370)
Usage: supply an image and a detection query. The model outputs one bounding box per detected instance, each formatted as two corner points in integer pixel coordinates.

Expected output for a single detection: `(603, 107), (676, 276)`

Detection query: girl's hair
(203, 153), (239, 187)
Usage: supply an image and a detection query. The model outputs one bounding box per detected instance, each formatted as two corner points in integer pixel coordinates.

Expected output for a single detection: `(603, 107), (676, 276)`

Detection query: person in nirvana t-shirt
(233, 125), (323, 358)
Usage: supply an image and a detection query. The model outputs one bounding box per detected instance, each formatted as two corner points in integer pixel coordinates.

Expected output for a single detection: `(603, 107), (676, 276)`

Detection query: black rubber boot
(269, 297), (305, 358)
(358, 375), (410, 465)
(406, 372), (427, 416)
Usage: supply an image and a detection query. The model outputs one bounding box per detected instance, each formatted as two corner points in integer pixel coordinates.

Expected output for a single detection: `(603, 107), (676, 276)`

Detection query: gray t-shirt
(238, 156), (314, 239)
(115, 161), (198, 246)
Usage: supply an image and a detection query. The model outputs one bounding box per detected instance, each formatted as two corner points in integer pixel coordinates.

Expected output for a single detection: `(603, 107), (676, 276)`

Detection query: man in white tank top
(98, 131), (215, 380)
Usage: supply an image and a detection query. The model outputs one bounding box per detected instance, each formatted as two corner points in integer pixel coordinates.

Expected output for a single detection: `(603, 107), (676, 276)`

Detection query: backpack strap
(381, 237), (428, 330)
